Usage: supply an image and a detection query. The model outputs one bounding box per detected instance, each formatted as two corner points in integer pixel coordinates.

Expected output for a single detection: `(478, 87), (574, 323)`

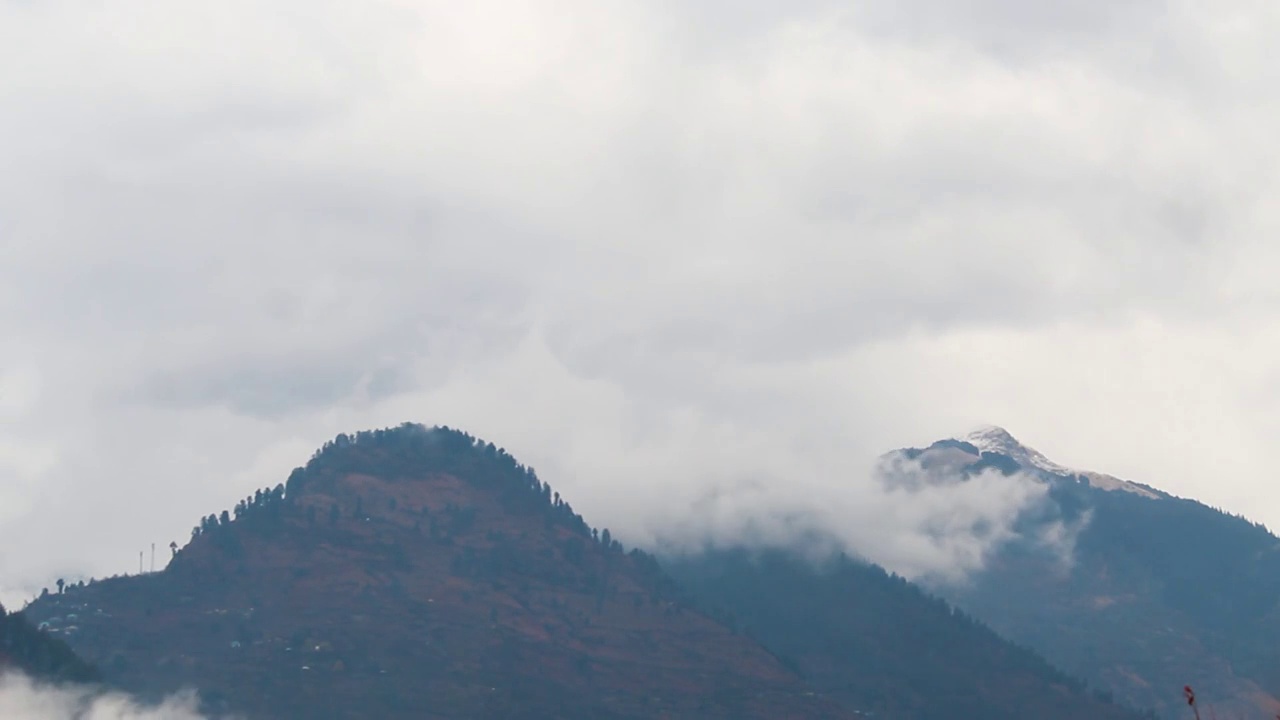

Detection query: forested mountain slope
(24, 424), (851, 719)
(664, 549), (1156, 720)
(899, 427), (1280, 719)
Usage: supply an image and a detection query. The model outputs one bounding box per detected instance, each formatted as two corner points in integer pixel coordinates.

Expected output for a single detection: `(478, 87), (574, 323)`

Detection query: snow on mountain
(957, 426), (1163, 499)
(962, 426), (1073, 475)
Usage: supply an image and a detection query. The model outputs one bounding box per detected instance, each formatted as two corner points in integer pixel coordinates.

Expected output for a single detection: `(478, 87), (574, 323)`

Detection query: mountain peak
(963, 424), (1019, 447)
(946, 426), (1163, 499)
(959, 426), (1073, 476)
(25, 424), (854, 719)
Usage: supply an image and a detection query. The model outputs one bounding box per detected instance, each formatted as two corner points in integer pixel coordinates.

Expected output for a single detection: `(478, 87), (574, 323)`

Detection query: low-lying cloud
(640, 444), (1073, 581)
(0, 672), (208, 720)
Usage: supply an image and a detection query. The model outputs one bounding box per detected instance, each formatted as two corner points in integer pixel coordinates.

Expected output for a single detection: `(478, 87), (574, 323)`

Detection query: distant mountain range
(20, 424), (1153, 719)
(17, 422), (1272, 719)
(895, 426), (1280, 720)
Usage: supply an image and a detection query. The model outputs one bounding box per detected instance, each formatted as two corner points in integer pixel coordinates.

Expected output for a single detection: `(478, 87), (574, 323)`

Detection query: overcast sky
(3, 0), (1280, 603)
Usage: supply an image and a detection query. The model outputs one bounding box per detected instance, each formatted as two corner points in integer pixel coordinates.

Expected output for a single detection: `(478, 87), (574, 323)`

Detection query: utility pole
(151, 543), (155, 573)
(138, 551), (143, 574)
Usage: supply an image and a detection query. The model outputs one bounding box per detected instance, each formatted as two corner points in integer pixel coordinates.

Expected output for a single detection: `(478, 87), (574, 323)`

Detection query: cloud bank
(0, 673), (207, 720)
(4, 0), (1280, 598)
(651, 451), (1072, 581)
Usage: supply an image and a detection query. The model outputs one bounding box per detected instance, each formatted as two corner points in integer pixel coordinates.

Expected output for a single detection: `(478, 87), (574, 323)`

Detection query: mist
(0, 672), (207, 720)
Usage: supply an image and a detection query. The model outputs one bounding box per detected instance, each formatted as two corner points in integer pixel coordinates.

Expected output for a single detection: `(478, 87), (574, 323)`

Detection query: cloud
(649, 450), (1073, 582)
(3, 0), (1280, 598)
(0, 672), (208, 720)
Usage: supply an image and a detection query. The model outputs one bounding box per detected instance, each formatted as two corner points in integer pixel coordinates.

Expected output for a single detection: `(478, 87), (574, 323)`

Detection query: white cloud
(3, 0), (1280, 595)
(650, 451), (1073, 581)
(0, 672), (207, 720)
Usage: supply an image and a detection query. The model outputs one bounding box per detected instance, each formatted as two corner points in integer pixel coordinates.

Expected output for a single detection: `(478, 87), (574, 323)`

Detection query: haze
(3, 0), (1279, 603)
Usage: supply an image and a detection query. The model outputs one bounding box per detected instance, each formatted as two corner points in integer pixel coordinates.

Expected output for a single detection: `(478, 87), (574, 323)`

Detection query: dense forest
(181, 423), (679, 599)
(190, 424), (608, 547)
(663, 548), (1157, 720)
(0, 601), (98, 683)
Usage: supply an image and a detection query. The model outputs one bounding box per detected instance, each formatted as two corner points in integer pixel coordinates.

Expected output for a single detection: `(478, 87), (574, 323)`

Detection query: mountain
(0, 600), (98, 683)
(663, 548), (1156, 720)
(22, 424), (853, 719)
(897, 426), (1280, 720)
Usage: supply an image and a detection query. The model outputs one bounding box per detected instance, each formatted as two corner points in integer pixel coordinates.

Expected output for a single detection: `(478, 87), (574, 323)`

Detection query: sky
(3, 0), (1280, 603)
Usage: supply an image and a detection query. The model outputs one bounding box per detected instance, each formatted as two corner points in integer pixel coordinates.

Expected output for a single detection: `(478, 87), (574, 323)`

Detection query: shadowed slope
(0, 601), (98, 683)
(664, 548), (1157, 720)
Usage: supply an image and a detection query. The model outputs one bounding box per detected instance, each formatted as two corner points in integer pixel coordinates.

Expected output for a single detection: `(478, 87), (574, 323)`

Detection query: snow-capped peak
(962, 426), (1075, 476)
(955, 426), (1162, 499)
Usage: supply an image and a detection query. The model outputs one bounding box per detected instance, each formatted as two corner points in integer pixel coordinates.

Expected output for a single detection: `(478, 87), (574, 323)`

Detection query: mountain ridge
(954, 426), (1164, 499)
(18, 422), (1157, 719)
(23, 424), (854, 719)
(900, 426), (1280, 719)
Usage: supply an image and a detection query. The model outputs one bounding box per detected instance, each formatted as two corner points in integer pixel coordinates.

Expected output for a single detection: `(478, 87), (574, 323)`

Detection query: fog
(0, 672), (207, 720)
